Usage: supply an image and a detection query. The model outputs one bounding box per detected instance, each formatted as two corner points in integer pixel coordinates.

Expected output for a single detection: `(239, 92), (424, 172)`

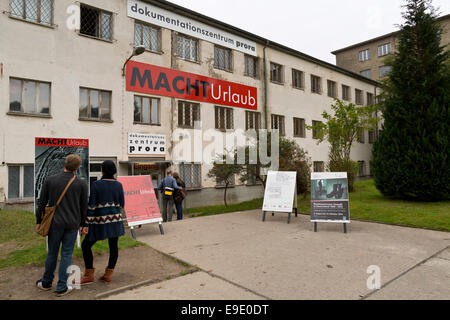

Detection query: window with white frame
(134, 22), (160, 52)
(214, 46), (232, 72)
(215, 106), (234, 130)
(9, 78), (51, 115)
(8, 164), (34, 200)
(360, 69), (372, 79)
(179, 163), (201, 189)
(79, 4), (112, 41)
(177, 35), (198, 62)
(378, 43), (391, 57)
(359, 49), (370, 61)
(178, 101), (200, 128)
(134, 95), (160, 125)
(79, 87), (111, 121)
(10, 0), (53, 26)
(379, 65), (392, 78)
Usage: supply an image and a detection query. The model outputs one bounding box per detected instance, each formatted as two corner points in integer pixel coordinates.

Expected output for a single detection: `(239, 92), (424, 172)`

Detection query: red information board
(118, 176), (162, 227)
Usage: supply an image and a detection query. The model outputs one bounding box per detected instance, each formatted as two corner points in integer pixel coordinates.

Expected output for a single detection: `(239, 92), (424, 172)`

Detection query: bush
(328, 158), (359, 192)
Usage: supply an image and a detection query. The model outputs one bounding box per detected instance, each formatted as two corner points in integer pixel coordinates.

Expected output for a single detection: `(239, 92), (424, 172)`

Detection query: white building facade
(0, 0), (379, 210)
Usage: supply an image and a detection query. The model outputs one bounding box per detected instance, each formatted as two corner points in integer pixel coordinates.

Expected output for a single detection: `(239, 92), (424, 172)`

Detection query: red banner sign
(126, 61), (258, 110)
(35, 137), (89, 147)
(118, 176), (162, 226)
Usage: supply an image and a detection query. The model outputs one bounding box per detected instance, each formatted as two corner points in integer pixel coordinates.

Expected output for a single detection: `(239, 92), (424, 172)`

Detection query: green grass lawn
(0, 210), (144, 270)
(188, 179), (450, 232)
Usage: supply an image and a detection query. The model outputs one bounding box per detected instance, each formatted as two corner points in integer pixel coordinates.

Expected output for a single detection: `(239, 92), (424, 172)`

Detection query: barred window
(9, 78), (50, 115)
(134, 22), (160, 52)
(178, 101), (200, 128)
(327, 80), (337, 98)
(368, 130), (376, 144)
(80, 4), (112, 41)
(179, 163), (201, 189)
(8, 164), (34, 199)
(216, 174), (235, 187)
(245, 111), (261, 130)
(214, 46), (232, 72)
(312, 120), (322, 139)
(366, 92), (374, 106)
(215, 106), (233, 131)
(134, 95), (160, 125)
(79, 87), (111, 121)
(311, 75), (322, 94)
(355, 89), (364, 105)
(342, 85), (351, 101)
(10, 0), (53, 26)
(177, 35), (198, 62)
(270, 62), (283, 83)
(313, 161), (325, 173)
(293, 118), (306, 138)
(357, 127), (365, 143)
(244, 55), (257, 78)
(271, 114), (285, 136)
(292, 69), (304, 89)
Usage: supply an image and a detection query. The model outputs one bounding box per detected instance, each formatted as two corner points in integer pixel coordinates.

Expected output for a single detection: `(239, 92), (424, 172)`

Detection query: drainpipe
(263, 40), (269, 129)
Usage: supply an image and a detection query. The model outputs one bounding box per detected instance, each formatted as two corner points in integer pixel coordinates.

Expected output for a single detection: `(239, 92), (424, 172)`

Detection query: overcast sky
(168, 0), (450, 64)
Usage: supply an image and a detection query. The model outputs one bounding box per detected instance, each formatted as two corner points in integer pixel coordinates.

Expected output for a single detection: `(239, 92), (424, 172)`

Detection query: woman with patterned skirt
(80, 161), (125, 285)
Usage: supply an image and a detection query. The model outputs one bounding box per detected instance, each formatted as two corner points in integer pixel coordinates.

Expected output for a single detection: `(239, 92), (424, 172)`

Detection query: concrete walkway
(106, 210), (450, 300)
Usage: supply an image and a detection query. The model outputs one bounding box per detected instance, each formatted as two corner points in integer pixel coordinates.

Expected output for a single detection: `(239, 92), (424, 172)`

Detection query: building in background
(332, 14), (450, 81)
(0, 0), (379, 210)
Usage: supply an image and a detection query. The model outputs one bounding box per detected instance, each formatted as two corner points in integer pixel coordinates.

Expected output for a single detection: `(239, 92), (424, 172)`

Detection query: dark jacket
(173, 178), (186, 204)
(36, 172), (88, 229)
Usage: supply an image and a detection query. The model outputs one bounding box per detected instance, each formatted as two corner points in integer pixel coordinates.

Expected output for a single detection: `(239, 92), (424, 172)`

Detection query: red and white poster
(126, 60), (258, 110)
(118, 176), (162, 227)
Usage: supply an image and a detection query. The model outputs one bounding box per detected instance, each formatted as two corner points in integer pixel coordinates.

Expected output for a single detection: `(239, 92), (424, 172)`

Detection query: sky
(168, 0), (450, 64)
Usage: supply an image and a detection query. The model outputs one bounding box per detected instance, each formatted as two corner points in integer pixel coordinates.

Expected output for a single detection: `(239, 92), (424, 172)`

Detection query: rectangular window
(355, 89), (364, 105)
(311, 75), (322, 94)
(215, 106), (234, 131)
(357, 128), (365, 143)
(244, 55), (257, 78)
(358, 161), (366, 177)
(342, 85), (351, 101)
(245, 111), (261, 130)
(368, 130), (376, 144)
(313, 161), (325, 173)
(177, 35), (198, 62)
(79, 87), (111, 121)
(293, 118), (306, 138)
(214, 46), (232, 71)
(80, 4), (112, 41)
(360, 69), (372, 79)
(327, 80), (337, 98)
(134, 95), (160, 125)
(7, 164), (34, 200)
(9, 78), (50, 115)
(359, 49), (370, 61)
(379, 65), (392, 78)
(10, 0), (53, 26)
(292, 69), (304, 89)
(178, 101), (200, 128)
(270, 62), (283, 83)
(216, 175), (235, 187)
(179, 163), (201, 189)
(378, 43), (391, 57)
(312, 120), (322, 139)
(271, 114), (285, 136)
(134, 22), (160, 52)
(366, 92), (374, 106)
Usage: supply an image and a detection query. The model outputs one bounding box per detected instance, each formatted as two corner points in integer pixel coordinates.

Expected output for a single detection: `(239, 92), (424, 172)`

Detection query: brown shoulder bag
(37, 176), (76, 237)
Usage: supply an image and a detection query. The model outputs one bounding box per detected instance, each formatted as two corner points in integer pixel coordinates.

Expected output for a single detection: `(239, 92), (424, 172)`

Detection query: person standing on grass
(173, 172), (186, 220)
(36, 154), (88, 297)
(79, 160), (125, 285)
(158, 170), (181, 222)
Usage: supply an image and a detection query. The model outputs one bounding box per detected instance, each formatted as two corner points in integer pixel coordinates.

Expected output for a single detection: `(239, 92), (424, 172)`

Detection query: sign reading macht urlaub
(310, 172), (350, 223)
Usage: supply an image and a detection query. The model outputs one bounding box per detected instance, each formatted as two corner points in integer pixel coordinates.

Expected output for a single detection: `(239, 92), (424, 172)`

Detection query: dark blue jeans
(175, 202), (183, 220)
(42, 227), (78, 292)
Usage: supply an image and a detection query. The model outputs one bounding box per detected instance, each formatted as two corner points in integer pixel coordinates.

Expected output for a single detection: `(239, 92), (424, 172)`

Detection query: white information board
(262, 171), (297, 213)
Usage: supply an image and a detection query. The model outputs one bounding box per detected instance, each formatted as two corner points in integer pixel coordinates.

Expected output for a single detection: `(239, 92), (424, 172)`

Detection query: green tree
(371, 0), (450, 201)
(308, 99), (377, 191)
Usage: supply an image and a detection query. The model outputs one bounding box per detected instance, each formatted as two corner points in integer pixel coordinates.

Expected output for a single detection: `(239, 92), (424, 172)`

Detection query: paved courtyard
(105, 210), (450, 300)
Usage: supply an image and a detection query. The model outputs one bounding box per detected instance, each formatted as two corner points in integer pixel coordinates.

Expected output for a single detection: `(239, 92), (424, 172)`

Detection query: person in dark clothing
(36, 154), (88, 297)
(173, 172), (186, 220)
(158, 170), (180, 222)
(80, 160), (125, 285)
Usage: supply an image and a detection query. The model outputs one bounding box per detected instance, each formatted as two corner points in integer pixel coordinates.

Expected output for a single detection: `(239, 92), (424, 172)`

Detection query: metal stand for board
(262, 185), (298, 224)
(314, 222), (348, 234)
(130, 222), (164, 240)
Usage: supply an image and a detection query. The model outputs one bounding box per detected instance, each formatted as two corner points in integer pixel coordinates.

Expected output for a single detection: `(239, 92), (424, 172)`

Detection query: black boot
(335, 184), (344, 199)
(327, 184), (339, 198)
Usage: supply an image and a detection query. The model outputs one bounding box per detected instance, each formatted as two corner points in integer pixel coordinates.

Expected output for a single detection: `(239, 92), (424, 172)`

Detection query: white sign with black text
(262, 171), (297, 213)
(128, 133), (166, 155)
(127, 0), (257, 56)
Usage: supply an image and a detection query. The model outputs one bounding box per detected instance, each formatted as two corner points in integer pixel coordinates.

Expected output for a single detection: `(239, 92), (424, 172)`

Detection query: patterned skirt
(86, 205), (125, 242)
